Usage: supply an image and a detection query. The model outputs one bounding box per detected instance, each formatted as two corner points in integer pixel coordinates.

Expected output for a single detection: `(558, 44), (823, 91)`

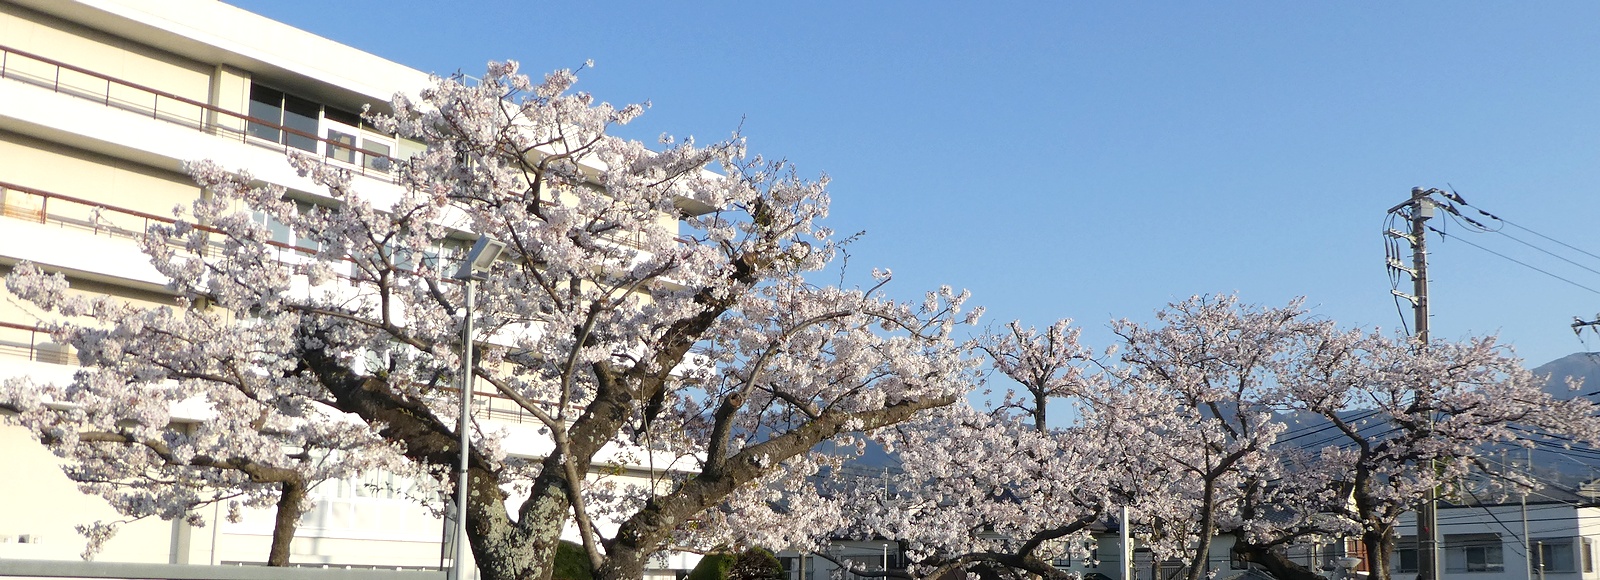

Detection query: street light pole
(1122, 505), (1133, 580)
(451, 276), (475, 580)
(449, 236), (506, 580)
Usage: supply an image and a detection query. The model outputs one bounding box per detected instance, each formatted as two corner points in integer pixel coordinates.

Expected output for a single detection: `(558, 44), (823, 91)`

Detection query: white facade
(1394, 503), (1600, 580)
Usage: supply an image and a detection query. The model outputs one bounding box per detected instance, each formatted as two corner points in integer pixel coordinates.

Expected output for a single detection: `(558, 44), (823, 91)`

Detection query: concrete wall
(0, 425), (177, 563)
(0, 129), (202, 220)
(0, 2), (212, 104)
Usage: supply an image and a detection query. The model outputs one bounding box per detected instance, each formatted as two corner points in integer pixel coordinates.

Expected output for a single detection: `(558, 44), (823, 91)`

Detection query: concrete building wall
(0, 425), (177, 563)
(0, 129), (202, 219)
(0, 2), (212, 104)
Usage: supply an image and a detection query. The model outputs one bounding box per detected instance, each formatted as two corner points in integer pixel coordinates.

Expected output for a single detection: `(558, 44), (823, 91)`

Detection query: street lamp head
(454, 236), (506, 281)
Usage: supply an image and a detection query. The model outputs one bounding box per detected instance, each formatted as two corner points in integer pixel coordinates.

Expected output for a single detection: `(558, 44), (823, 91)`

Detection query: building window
(1395, 538), (1418, 574)
(247, 83), (318, 152)
(1460, 546), (1504, 572)
(1537, 539), (1578, 574)
(1584, 537), (1594, 573)
(1446, 534), (1504, 573)
(251, 200), (324, 253)
(246, 83), (397, 173)
(387, 237), (468, 273)
(324, 106), (394, 173)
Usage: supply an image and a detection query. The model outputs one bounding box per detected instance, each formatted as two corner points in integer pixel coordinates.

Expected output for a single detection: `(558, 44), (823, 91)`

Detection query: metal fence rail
(0, 559), (445, 580)
(0, 320), (75, 365)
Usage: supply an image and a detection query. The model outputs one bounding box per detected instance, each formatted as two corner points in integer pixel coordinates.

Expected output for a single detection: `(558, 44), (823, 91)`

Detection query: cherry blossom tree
(1108, 296), (1302, 580)
(824, 319), (1194, 580)
(1270, 329), (1600, 580)
(2, 61), (981, 580)
(1, 267), (418, 565)
(978, 319), (1095, 433)
(836, 297), (1600, 580)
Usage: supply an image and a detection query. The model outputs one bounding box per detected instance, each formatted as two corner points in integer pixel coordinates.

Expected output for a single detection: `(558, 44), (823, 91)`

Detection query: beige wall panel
(0, 3), (213, 106)
(209, 65), (252, 135)
(655, 212), (680, 237)
(0, 426), (177, 563)
(0, 130), (202, 220)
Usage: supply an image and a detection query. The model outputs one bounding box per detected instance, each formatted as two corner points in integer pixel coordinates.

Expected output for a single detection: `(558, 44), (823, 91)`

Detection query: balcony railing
(0, 179), (325, 264)
(0, 181), (565, 422)
(0, 320), (76, 366)
(0, 44), (400, 183)
(0, 315), (552, 423)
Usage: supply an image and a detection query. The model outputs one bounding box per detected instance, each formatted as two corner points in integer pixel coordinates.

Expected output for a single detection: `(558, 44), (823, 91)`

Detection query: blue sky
(228, 1), (1600, 368)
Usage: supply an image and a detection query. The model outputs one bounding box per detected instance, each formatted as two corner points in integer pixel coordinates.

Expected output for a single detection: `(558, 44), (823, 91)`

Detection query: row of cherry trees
(829, 297), (1600, 580)
(2, 61), (1596, 580)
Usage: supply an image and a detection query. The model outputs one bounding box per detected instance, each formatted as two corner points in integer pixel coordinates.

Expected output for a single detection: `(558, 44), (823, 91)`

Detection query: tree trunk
(1362, 528), (1394, 580)
(1034, 390), (1049, 433)
(1186, 479), (1217, 580)
(267, 478), (307, 566)
(468, 454), (561, 580)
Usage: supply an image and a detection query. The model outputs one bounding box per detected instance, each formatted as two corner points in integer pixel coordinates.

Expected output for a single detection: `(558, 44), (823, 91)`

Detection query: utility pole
(1524, 448), (1533, 580)
(1387, 187), (1441, 580)
(1122, 505), (1134, 580)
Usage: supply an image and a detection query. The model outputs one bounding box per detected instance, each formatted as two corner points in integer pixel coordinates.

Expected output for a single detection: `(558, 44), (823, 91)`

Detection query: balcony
(0, 43), (402, 186)
(0, 321), (75, 366)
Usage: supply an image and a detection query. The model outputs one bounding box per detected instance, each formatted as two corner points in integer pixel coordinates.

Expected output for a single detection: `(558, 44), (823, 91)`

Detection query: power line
(1501, 218), (1600, 265)
(1427, 224), (1600, 296)
(1490, 227), (1600, 279)
(1460, 487), (1531, 559)
(1440, 189), (1600, 266)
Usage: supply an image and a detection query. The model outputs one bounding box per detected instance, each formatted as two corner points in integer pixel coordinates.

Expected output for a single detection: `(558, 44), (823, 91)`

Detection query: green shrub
(552, 540), (593, 580)
(728, 547), (782, 580)
(687, 548), (782, 580)
(687, 552), (736, 580)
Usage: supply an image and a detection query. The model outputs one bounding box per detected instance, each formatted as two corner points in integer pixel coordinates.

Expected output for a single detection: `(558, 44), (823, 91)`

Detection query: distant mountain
(1532, 352), (1600, 400)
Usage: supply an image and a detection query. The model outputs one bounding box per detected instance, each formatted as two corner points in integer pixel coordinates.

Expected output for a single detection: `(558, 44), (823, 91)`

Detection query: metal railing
(0, 44), (400, 183)
(1, 180), (173, 243)
(0, 320), (75, 365)
(0, 181), (560, 421)
(0, 315), (553, 422)
(0, 179), (322, 261)
(0, 558), (444, 580)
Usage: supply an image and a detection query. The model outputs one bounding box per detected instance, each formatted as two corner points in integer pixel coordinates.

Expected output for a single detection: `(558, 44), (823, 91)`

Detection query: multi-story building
(0, 2), (696, 577)
(1390, 502), (1600, 580)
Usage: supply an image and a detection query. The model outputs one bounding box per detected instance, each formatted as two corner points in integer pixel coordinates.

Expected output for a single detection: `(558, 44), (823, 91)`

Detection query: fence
(0, 559), (444, 580)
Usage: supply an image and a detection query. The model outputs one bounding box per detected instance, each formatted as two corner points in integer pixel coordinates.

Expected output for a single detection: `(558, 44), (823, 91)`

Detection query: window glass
(1395, 539), (1419, 574)
(362, 139), (392, 172)
(1444, 534), (1505, 573)
(246, 84), (283, 142)
(1465, 546), (1503, 572)
(282, 94), (320, 152)
(253, 210), (292, 246)
(1539, 539), (1577, 573)
(324, 106), (362, 127)
(293, 200), (322, 252)
(327, 130), (357, 164)
(398, 138), (427, 161)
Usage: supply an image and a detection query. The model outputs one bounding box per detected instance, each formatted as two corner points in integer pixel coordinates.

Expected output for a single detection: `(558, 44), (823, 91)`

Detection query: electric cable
(1426, 225), (1600, 296)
